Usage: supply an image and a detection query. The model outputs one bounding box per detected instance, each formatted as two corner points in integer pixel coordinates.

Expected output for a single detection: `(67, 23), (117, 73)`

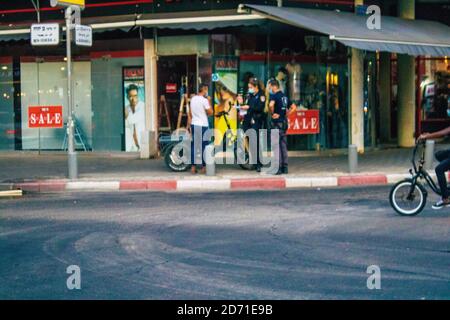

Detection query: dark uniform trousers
(271, 121), (288, 169)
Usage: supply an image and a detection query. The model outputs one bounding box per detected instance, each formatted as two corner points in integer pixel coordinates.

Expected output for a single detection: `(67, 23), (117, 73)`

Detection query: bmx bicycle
(214, 105), (254, 171)
(389, 140), (449, 216)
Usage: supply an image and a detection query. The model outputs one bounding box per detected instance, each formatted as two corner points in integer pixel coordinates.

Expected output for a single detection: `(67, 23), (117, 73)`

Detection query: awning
(0, 11), (265, 42)
(242, 4), (450, 57)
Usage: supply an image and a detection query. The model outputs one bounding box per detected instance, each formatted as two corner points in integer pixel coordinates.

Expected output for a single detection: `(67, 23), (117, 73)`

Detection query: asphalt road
(0, 186), (449, 300)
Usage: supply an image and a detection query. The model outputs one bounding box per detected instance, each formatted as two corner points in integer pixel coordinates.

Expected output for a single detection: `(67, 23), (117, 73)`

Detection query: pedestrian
(268, 79), (297, 175)
(237, 77), (266, 172)
(187, 84), (213, 174)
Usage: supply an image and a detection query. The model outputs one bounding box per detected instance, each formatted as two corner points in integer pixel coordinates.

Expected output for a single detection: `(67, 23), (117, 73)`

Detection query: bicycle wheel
(389, 179), (427, 216)
(164, 143), (189, 172)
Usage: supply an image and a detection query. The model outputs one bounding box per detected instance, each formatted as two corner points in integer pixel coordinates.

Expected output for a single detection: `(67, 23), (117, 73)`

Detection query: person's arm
(419, 126), (450, 140)
(187, 103), (192, 132)
(288, 103), (297, 116)
(205, 98), (214, 117)
(269, 100), (275, 114)
(237, 95), (249, 110)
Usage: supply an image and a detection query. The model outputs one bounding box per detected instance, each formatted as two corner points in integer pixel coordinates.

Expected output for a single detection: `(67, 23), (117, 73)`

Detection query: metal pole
(205, 144), (216, 176)
(348, 144), (358, 174)
(66, 6), (78, 179)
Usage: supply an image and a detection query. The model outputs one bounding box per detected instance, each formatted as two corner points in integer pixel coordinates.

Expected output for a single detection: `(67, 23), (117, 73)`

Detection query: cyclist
(419, 128), (450, 209)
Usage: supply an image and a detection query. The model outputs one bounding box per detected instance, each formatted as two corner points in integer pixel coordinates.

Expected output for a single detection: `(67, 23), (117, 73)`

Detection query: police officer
(238, 78), (266, 172)
(269, 79), (297, 175)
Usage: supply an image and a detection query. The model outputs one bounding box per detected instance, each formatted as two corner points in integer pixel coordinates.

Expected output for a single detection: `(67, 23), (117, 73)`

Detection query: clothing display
(286, 61), (302, 103)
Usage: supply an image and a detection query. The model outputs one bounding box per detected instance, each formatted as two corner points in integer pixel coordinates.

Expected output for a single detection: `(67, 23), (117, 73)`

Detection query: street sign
(50, 0), (85, 7)
(75, 25), (92, 47)
(30, 24), (60, 46)
(287, 110), (320, 135)
(28, 106), (64, 128)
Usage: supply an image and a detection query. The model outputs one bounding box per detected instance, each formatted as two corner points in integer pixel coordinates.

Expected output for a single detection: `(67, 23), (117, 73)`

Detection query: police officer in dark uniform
(269, 79), (297, 175)
(238, 78), (266, 172)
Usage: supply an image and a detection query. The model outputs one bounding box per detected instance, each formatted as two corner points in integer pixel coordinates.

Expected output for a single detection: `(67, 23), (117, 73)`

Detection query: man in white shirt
(187, 83), (213, 174)
(124, 84), (146, 152)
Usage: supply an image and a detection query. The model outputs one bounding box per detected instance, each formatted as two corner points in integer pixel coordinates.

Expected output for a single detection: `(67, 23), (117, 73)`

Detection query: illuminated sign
(50, 0), (85, 8)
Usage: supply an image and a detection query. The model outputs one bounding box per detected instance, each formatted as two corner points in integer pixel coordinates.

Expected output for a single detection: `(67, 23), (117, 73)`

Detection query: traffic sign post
(29, 1), (92, 179)
(75, 24), (92, 47)
(65, 5), (78, 180)
(30, 23), (60, 46)
(50, 1), (83, 179)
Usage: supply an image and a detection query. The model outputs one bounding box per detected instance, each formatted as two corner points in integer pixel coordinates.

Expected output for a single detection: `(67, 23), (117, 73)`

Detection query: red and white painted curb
(1, 172), (438, 193)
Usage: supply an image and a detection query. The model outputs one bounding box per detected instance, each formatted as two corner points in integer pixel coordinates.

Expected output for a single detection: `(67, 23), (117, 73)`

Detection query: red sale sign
(165, 83), (177, 93)
(287, 110), (320, 135)
(28, 106), (63, 128)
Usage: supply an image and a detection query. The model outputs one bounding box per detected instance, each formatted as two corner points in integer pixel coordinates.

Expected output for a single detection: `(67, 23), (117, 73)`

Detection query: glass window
(0, 58), (14, 150)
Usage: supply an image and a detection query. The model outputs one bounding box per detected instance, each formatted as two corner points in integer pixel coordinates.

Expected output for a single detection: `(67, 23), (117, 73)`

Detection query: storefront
(0, 15), (356, 153)
(388, 55), (450, 140)
(1, 2), (449, 155)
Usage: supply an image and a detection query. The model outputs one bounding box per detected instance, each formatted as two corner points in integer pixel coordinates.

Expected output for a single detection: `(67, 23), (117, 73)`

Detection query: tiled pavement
(1, 145), (447, 183)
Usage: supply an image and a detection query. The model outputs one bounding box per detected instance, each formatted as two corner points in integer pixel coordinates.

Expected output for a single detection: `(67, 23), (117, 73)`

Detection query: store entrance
(157, 55), (197, 133)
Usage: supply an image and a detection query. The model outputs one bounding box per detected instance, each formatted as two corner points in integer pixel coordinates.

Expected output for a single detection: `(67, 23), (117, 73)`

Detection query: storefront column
(143, 38), (159, 158)
(349, 0), (365, 153)
(397, 0), (416, 147)
(350, 48), (365, 153)
(379, 52), (391, 143)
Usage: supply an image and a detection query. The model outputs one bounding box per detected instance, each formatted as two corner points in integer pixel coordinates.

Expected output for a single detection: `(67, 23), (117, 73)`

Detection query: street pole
(65, 6), (78, 179)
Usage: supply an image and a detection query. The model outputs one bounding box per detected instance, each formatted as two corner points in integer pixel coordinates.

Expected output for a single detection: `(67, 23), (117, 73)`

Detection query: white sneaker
(432, 200), (450, 210)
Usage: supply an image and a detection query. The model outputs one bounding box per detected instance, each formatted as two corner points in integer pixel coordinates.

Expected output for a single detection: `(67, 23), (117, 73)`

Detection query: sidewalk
(0, 146), (447, 193)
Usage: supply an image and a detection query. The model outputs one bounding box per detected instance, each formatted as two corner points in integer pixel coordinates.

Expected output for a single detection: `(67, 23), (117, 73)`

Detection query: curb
(1, 173), (419, 194)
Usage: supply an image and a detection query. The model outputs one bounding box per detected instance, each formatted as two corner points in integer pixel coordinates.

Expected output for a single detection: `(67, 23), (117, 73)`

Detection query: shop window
(20, 59), (92, 151)
(420, 58), (450, 121)
(0, 59), (14, 150)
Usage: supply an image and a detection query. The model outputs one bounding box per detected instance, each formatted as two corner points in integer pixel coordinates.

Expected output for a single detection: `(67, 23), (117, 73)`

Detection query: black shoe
(256, 166), (262, 173)
(281, 166), (288, 174)
(272, 169), (282, 175)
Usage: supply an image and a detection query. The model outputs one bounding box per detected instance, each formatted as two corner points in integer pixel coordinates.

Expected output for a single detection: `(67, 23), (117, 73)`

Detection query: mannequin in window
(285, 58), (302, 104)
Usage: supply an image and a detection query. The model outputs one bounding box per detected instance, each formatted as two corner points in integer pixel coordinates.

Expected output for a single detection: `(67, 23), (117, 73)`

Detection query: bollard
(348, 144), (358, 174)
(424, 140), (435, 171)
(205, 144), (216, 176)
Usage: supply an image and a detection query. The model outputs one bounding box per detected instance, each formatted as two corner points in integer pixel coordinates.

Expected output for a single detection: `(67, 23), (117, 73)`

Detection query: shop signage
(215, 58), (238, 71)
(287, 110), (320, 135)
(28, 106), (64, 128)
(166, 83), (177, 94)
(30, 24), (60, 46)
(75, 25), (92, 47)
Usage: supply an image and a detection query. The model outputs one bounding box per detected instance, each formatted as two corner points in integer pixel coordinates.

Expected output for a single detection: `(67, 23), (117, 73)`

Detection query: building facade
(0, 0), (449, 156)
